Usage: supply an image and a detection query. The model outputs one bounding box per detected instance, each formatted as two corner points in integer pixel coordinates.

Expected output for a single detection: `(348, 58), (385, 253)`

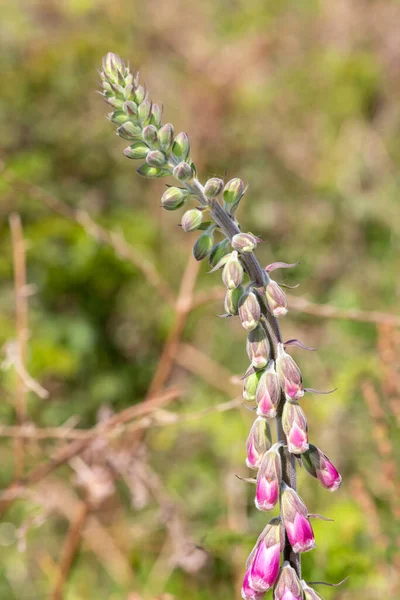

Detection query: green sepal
(110, 110), (130, 125)
(124, 142), (149, 160)
(136, 164), (170, 178)
(209, 238), (231, 268)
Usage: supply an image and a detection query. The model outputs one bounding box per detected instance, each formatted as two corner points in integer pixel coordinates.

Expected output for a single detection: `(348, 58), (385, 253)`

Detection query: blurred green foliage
(0, 0), (399, 598)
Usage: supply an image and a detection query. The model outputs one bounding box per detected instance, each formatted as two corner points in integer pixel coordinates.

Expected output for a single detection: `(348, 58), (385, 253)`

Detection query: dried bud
(209, 238), (231, 268)
(256, 361), (280, 419)
(276, 343), (304, 400)
(255, 446), (282, 512)
(124, 141), (149, 160)
(301, 581), (323, 600)
(223, 178), (245, 205)
(247, 519), (283, 592)
(232, 232), (258, 253)
(181, 209), (203, 232)
(282, 401), (308, 454)
(243, 370), (262, 401)
(265, 280), (288, 317)
(142, 124), (158, 146)
(204, 177), (224, 198)
(225, 286), (244, 316)
(239, 291), (261, 331)
(241, 568), (264, 600)
(302, 445), (342, 492)
(281, 484), (315, 553)
(246, 417), (271, 470)
(247, 325), (270, 369)
(146, 150), (167, 167)
(117, 121), (142, 140)
(161, 187), (188, 211)
(193, 231), (214, 261)
(172, 132), (190, 162)
(158, 123), (174, 152)
(173, 161), (193, 181)
(273, 562), (303, 600)
(222, 251), (244, 289)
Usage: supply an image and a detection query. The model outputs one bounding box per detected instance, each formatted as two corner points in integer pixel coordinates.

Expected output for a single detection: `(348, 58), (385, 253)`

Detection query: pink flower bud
(265, 280), (288, 317)
(302, 445), (342, 492)
(256, 361), (281, 418)
(301, 581), (323, 600)
(247, 325), (270, 369)
(255, 446), (282, 511)
(239, 291), (261, 331)
(232, 232), (258, 253)
(281, 484), (315, 553)
(273, 562), (303, 600)
(241, 568), (264, 600)
(282, 401), (308, 454)
(247, 519), (283, 592)
(276, 343), (304, 400)
(246, 417), (272, 470)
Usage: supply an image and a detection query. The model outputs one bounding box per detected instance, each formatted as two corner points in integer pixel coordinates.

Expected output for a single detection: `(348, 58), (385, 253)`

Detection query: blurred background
(0, 0), (400, 598)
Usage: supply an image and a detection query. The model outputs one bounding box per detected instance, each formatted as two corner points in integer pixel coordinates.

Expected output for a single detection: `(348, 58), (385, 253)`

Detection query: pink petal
(249, 542), (280, 592)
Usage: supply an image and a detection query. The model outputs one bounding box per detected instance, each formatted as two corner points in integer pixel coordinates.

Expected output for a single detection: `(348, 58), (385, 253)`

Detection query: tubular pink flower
(302, 445), (342, 491)
(241, 567), (264, 600)
(246, 417), (272, 469)
(265, 280), (288, 317)
(256, 361), (280, 418)
(273, 562), (303, 600)
(276, 343), (304, 399)
(282, 401), (308, 454)
(245, 519), (283, 593)
(281, 484), (315, 554)
(255, 447), (282, 511)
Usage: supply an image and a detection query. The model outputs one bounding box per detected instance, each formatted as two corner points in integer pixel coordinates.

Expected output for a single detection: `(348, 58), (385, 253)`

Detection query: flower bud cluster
(100, 53), (343, 600)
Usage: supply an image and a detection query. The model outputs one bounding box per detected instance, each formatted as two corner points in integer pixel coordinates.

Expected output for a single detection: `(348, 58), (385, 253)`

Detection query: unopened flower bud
(146, 150), (166, 167)
(301, 581), (323, 600)
(181, 209), (203, 232)
(110, 110), (130, 125)
(142, 125), (158, 146)
(265, 280), (288, 317)
(172, 132), (190, 162)
(276, 343), (304, 400)
(246, 417), (271, 470)
(282, 401), (308, 454)
(124, 141), (149, 160)
(158, 123), (174, 152)
(223, 177), (245, 205)
(173, 161), (193, 181)
(247, 325), (270, 369)
(150, 103), (162, 127)
(281, 484), (315, 553)
(134, 84), (146, 105)
(209, 238), (231, 268)
(204, 177), (224, 198)
(222, 251), (244, 289)
(138, 98), (152, 125)
(241, 568), (264, 600)
(302, 445), (342, 492)
(224, 286), (244, 316)
(255, 447), (282, 512)
(239, 291), (261, 331)
(117, 121), (142, 140)
(102, 52), (124, 80)
(161, 187), (188, 211)
(243, 370), (262, 401)
(247, 519), (283, 593)
(232, 232), (258, 253)
(273, 562), (303, 600)
(123, 100), (138, 117)
(193, 231), (214, 261)
(256, 361), (280, 419)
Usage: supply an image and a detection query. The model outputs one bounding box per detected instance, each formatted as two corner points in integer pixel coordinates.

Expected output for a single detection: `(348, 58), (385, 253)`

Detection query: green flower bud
(146, 150), (167, 167)
(181, 209), (203, 232)
(124, 141), (149, 159)
(138, 99), (152, 125)
(136, 164), (170, 178)
(117, 121), (142, 140)
(158, 123), (174, 153)
(208, 238), (231, 268)
(204, 177), (224, 199)
(161, 187), (188, 211)
(110, 110), (130, 125)
(231, 232), (258, 253)
(104, 96), (123, 109)
(102, 52), (124, 81)
(224, 286), (243, 316)
(173, 162), (193, 182)
(246, 325), (270, 369)
(193, 231), (214, 261)
(222, 251), (244, 289)
(142, 125), (158, 146)
(243, 369), (263, 401)
(172, 132), (190, 162)
(123, 100), (138, 117)
(134, 84), (146, 105)
(150, 103), (162, 127)
(239, 291), (261, 331)
(223, 178), (245, 205)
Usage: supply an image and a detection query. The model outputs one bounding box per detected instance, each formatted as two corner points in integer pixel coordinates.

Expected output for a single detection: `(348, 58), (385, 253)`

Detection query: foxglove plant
(98, 52), (342, 598)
